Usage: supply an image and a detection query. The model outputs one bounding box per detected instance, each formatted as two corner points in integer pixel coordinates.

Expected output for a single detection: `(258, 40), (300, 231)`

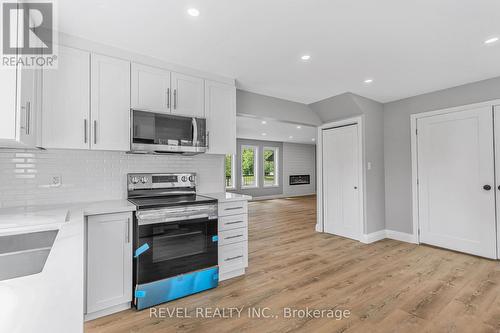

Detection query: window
(225, 154), (235, 189)
(263, 147), (279, 187)
(241, 145), (258, 188)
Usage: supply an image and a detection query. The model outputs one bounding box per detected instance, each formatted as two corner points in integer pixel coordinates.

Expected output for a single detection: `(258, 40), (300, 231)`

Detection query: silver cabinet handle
(225, 255), (243, 262)
(167, 88), (170, 109)
(226, 221), (244, 225)
(225, 234), (244, 240)
(225, 207), (243, 211)
(94, 120), (97, 144)
(173, 89), (177, 109)
(84, 119), (88, 143)
(26, 102), (31, 135)
(126, 218), (131, 243)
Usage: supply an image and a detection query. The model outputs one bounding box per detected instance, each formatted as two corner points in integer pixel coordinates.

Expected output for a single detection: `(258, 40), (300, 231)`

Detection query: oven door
(134, 212), (217, 285)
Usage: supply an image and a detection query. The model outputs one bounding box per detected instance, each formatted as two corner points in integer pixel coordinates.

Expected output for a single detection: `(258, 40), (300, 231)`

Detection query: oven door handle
(137, 213), (212, 226)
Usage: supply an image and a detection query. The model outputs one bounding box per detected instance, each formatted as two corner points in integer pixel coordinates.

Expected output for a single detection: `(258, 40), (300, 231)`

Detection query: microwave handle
(192, 118), (198, 146)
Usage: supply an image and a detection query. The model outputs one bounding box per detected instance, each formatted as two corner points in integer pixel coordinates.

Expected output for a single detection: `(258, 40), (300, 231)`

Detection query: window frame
(240, 145), (259, 189)
(263, 146), (279, 188)
(225, 154), (236, 190)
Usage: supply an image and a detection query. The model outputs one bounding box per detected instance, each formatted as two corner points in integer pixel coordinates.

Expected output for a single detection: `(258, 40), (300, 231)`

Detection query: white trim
(360, 230), (386, 244)
(84, 302), (131, 321)
(385, 230), (418, 244)
(250, 193), (316, 201)
(360, 230), (418, 244)
(316, 116), (365, 241)
(410, 99), (500, 246)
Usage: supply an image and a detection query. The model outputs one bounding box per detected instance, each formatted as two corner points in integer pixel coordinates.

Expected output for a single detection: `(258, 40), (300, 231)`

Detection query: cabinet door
(171, 72), (204, 117)
(87, 213), (133, 314)
(131, 63), (171, 113)
(91, 54), (131, 151)
(42, 46), (90, 149)
(205, 80), (236, 154)
(17, 67), (41, 147)
(0, 66), (18, 144)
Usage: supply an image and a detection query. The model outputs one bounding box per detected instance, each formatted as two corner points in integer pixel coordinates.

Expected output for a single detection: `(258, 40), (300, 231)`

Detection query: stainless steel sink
(0, 230), (58, 281)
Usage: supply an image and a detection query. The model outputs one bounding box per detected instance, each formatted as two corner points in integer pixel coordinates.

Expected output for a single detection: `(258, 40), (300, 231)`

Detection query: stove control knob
(181, 176), (187, 182)
(131, 176), (140, 184)
(189, 175), (195, 182)
(140, 177), (149, 184)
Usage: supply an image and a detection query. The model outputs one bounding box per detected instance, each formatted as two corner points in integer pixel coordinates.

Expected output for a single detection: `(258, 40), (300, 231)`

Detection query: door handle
(26, 101), (31, 135)
(498, 185), (500, 191)
(173, 89), (177, 109)
(167, 88), (170, 109)
(483, 185), (492, 191)
(84, 119), (88, 143)
(94, 120), (98, 144)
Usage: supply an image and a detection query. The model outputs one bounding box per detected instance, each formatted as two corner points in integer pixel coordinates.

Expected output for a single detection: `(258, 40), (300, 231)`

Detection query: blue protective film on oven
(212, 235), (218, 242)
(135, 266), (219, 310)
(135, 290), (146, 298)
(134, 243), (150, 258)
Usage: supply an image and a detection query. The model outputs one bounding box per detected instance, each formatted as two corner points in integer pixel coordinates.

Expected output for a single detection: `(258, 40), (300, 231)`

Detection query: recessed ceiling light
(484, 37), (499, 45)
(289, 135), (294, 139)
(301, 55), (311, 61)
(187, 8), (200, 17)
(261, 120), (267, 124)
(364, 78), (374, 84)
(296, 125), (302, 129)
(261, 133), (267, 136)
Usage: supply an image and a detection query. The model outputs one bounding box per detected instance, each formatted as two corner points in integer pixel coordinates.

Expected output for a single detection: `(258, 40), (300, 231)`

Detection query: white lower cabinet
(85, 212), (133, 320)
(218, 200), (249, 281)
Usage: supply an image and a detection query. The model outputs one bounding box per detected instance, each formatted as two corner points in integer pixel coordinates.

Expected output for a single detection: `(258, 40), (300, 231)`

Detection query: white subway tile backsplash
(0, 149), (224, 208)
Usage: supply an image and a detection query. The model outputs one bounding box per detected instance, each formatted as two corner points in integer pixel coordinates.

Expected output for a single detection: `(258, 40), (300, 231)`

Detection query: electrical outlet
(50, 175), (62, 187)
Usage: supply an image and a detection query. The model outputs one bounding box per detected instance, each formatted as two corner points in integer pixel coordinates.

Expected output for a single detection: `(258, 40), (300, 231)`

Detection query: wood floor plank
(85, 195), (500, 333)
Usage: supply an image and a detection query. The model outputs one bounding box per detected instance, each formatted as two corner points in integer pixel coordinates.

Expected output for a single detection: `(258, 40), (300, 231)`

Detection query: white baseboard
(250, 193), (316, 201)
(385, 230), (418, 244)
(85, 302), (131, 321)
(360, 230), (387, 244)
(315, 224), (322, 232)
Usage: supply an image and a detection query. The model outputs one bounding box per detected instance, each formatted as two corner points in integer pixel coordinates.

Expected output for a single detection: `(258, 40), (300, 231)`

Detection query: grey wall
(384, 76), (500, 233)
(233, 139), (284, 198)
(283, 143), (316, 196)
(237, 89), (322, 126)
(309, 93), (386, 233)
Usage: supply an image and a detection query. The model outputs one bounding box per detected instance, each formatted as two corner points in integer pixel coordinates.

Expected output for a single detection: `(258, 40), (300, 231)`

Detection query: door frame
(316, 116), (366, 241)
(410, 99), (500, 245)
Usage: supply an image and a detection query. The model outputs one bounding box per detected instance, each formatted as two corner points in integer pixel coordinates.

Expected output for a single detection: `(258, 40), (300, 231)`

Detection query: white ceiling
(237, 116), (316, 145)
(58, 0), (500, 103)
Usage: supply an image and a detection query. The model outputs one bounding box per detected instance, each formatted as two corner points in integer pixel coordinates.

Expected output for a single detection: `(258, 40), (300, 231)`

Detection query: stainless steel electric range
(127, 173), (219, 310)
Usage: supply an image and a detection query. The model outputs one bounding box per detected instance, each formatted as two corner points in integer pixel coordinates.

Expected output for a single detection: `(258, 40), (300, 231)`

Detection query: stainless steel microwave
(130, 110), (207, 155)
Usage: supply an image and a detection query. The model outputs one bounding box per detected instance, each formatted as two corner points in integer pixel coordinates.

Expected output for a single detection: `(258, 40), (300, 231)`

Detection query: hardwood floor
(86, 195), (500, 333)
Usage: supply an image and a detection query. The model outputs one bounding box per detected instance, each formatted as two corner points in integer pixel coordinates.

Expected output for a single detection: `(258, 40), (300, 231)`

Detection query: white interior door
(417, 106), (496, 259)
(322, 124), (361, 240)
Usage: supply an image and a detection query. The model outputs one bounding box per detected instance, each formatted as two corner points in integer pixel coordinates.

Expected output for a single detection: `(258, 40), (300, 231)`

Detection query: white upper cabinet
(91, 54), (131, 151)
(0, 4), (40, 148)
(205, 80), (236, 155)
(42, 45), (91, 149)
(131, 63), (171, 113)
(171, 72), (204, 117)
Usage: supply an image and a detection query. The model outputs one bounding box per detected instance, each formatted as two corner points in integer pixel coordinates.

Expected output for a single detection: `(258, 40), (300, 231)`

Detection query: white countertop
(203, 192), (252, 202)
(0, 207), (84, 333)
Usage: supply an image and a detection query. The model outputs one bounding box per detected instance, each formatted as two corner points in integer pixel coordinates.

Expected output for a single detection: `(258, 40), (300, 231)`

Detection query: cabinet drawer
(219, 227), (248, 246)
(219, 201), (248, 217)
(219, 242), (248, 273)
(219, 214), (248, 231)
